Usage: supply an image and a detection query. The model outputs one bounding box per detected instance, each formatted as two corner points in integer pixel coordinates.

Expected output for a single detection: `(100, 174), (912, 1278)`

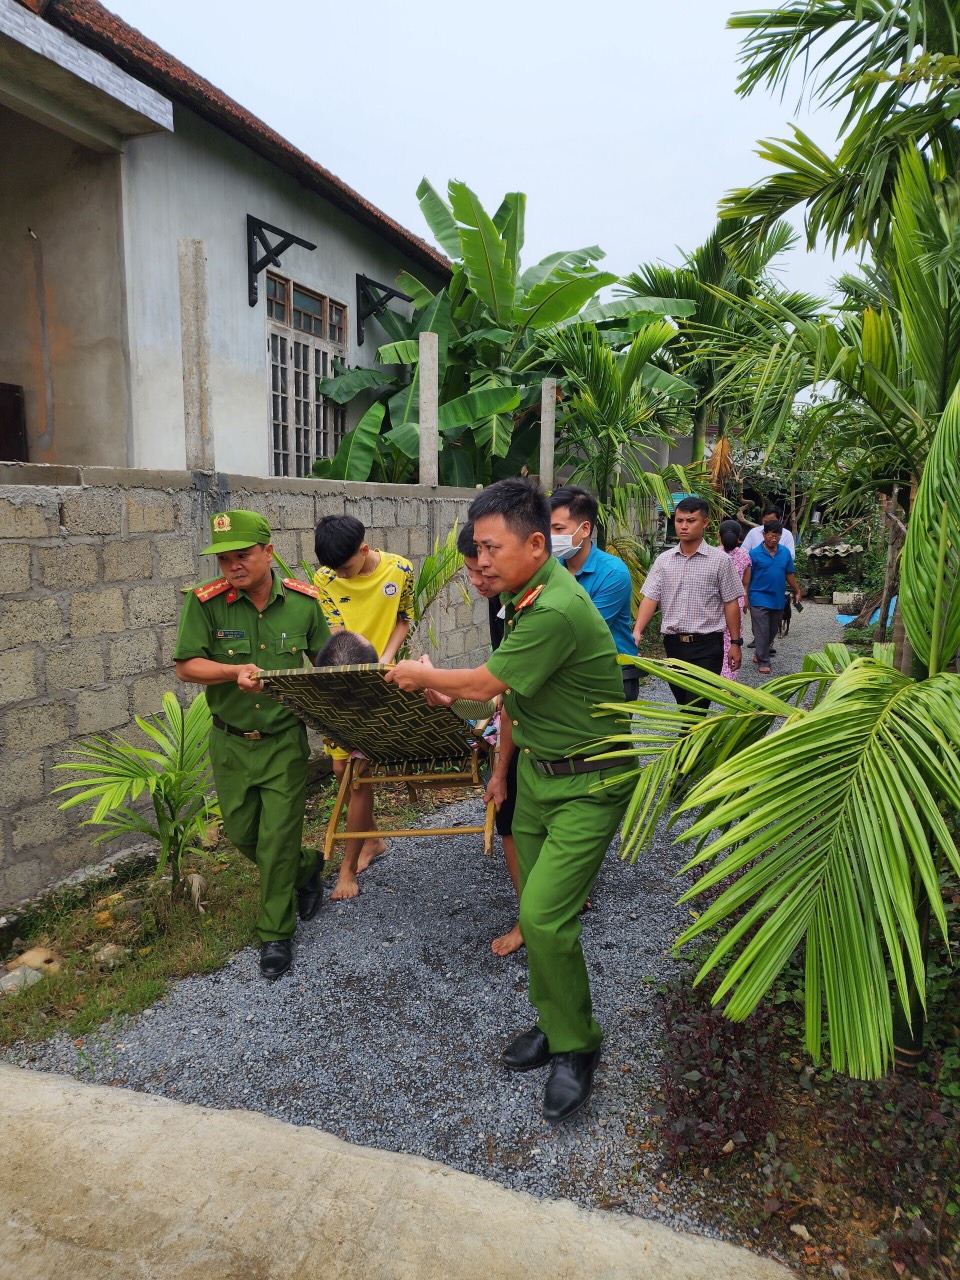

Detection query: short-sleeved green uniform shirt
(173, 573), (330, 733)
(486, 555), (624, 761)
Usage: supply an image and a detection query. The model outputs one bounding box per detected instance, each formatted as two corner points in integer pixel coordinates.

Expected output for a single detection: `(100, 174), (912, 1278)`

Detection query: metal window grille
(270, 332), (289, 475)
(314, 350), (348, 462)
(268, 277), (347, 478)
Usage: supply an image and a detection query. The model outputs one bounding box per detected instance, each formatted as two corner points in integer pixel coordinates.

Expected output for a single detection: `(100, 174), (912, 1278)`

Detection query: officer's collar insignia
(514, 584), (545, 612)
(213, 514), (231, 533)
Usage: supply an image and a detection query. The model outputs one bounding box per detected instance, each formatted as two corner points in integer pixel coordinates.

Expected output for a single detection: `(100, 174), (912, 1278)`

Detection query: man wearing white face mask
(550, 486), (640, 700)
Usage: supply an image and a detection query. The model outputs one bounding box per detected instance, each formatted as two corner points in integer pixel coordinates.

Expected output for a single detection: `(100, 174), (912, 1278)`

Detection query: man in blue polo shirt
(549, 486), (640, 699)
(742, 521), (802, 673)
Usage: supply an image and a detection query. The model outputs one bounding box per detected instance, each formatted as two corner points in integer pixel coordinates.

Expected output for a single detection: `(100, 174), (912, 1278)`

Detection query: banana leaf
(326, 402), (386, 481)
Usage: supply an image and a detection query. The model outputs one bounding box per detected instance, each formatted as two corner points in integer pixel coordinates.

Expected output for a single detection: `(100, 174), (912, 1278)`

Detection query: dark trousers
(750, 606), (783, 665)
(662, 632), (724, 712)
(622, 671), (640, 702)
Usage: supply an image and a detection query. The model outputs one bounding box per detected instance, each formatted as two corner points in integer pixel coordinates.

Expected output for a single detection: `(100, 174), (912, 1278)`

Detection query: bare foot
(331, 872), (359, 900)
(357, 838), (388, 873)
(491, 923), (524, 956)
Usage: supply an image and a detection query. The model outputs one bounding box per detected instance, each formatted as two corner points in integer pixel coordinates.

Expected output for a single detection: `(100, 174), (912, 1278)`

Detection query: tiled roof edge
(28, 0), (451, 278)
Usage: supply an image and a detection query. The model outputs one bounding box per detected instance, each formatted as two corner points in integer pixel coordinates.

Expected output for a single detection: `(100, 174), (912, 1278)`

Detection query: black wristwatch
(729, 637), (743, 645)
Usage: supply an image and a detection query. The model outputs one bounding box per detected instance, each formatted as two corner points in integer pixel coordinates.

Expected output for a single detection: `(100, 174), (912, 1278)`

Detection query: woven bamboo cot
(259, 663), (496, 858)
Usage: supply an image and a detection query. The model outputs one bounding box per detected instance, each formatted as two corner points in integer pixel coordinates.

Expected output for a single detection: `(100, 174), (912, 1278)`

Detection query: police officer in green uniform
(387, 479), (634, 1122)
(174, 510), (330, 980)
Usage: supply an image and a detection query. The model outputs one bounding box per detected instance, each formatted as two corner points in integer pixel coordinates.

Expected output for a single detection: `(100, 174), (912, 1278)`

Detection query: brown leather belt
(536, 754), (634, 777)
(212, 714), (275, 741)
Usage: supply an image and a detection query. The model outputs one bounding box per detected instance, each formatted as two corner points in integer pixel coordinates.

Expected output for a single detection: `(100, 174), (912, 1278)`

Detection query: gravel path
(6, 605), (843, 1239)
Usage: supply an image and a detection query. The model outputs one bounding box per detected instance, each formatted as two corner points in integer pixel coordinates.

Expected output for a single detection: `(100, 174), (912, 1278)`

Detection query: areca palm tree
(317, 179), (687, 485)
(547, 322), (703, 508)
(620, 219), (823, 466)
(702, 148), (960, 508)
(723, 1), (960, 254)
(606, 379), (960, 1080)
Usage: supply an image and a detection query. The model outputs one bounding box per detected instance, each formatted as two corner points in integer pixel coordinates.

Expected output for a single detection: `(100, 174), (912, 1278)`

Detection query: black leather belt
(669, 631), (724, 643)
(212, 714), (275, 741)
(536, 754), (634, 777)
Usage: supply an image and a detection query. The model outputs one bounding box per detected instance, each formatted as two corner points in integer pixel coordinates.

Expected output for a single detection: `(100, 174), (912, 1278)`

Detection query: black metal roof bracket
(247, 215), (317, 307)
(356, 274), (414, 346)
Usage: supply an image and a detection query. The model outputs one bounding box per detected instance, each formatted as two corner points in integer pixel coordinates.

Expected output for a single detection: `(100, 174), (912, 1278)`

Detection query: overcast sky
(107, 0), (856, 298)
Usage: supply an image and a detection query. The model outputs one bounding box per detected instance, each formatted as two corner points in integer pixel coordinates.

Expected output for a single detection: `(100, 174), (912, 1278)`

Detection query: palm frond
(900, 375), (960, 671)
(413, 527), (467, 625)
(608, 647), (960, 1080)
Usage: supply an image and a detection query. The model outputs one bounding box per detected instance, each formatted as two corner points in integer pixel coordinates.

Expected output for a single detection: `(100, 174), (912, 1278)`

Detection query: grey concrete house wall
(0, 0), (447, 478)
(0, 0), (174, 467)
(0, 465), (490, 912)
(0, 108), (128, 466)
(119, 105), (442, 474)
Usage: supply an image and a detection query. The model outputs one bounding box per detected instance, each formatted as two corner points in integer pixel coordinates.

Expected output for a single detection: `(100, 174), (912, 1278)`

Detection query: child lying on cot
(313, 632), (495, 899)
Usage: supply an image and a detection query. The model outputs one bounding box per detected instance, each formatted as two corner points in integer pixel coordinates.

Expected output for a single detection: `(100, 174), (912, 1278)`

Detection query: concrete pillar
(539, 378), (556, 491)
(419, 330), (439, 487)
(178, 238), (215, 472)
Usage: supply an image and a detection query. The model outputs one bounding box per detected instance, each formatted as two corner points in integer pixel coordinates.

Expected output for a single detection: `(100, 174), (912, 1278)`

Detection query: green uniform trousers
(513, 754), (633, 1054)
(209, 722), (314, 942)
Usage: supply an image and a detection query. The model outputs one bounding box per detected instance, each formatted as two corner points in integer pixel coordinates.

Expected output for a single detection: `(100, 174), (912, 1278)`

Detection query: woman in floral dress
(719, 520), (749, 680)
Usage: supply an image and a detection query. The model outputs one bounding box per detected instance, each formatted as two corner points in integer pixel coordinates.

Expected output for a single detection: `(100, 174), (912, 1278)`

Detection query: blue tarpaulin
(837, 594), (897, 627)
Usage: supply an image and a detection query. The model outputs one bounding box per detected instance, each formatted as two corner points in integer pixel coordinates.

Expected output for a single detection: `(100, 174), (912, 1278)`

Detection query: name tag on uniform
(216, 629), (245, 639)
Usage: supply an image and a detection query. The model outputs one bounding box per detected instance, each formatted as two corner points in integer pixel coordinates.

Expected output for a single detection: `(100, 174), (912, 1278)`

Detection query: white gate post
(419, 331), (439, 487)
(539, 377), (556, 491)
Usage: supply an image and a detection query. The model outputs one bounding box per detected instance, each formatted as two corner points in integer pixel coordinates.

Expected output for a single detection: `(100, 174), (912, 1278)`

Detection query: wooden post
(539, 377), (556, 490)
(419, 330), (439, 487)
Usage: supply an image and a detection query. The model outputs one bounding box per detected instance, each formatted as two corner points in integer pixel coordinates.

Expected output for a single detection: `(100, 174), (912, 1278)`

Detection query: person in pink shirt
(718, 520), (749, 681)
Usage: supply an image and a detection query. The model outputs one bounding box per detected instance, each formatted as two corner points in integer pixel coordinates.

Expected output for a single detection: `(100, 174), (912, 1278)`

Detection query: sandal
(758, 665), (772, 674)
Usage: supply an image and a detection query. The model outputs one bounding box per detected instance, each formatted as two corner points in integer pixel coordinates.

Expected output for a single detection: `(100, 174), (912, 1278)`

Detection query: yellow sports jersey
(313, 550), (415, 657)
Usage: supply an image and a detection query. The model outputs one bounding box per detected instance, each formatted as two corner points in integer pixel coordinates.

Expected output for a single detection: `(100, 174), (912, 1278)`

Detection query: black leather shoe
(297, 854), (324, 922)
(502, 1026), (552, 1072)
(260, 939), (292, 980)
(542, 1048), (601, 1122)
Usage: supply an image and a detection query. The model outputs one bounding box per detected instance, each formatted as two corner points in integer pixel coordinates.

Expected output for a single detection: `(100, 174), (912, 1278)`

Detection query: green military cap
(200, 509), (272, 555)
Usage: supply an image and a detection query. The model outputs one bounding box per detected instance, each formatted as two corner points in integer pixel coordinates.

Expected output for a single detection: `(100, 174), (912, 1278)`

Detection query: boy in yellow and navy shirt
(313, 514), (414, 900)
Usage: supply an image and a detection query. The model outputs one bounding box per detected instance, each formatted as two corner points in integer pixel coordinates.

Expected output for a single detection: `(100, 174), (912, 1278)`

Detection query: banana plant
(312, 178), (693, 485)
(604, 381), (960, 1080)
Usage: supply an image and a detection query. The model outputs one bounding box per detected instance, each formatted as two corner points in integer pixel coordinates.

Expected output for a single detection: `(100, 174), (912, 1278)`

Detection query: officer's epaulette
(193, 577), (232, 603)
(283, 578), (320, 599)
(514, 583), (546, 613)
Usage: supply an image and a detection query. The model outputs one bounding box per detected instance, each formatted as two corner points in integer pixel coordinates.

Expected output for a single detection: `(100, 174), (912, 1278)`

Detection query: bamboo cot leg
(483, 796), (495, 856)
(324, 761), (354, 861)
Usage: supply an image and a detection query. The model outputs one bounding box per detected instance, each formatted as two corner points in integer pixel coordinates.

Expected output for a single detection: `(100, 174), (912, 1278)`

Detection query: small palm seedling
(54, 691), (221, 903)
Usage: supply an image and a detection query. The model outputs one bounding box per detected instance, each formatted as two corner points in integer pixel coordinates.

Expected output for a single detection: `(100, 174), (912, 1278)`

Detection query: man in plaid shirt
(633, 497), (745, 711)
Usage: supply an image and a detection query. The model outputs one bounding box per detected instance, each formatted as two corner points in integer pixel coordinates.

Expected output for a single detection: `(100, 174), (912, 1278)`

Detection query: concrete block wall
(0, 464), (490, 910)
